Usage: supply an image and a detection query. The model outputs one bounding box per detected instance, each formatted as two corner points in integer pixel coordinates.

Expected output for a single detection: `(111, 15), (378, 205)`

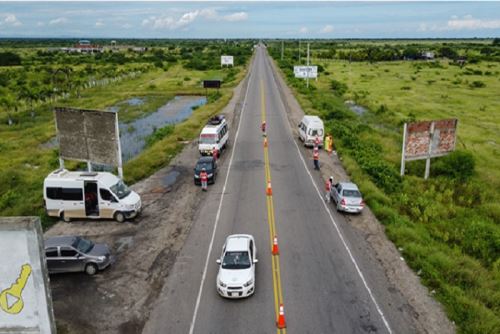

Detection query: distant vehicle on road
(198, 115), (229, 156)
(216, 234), (258, 298)
(44, 236), (114, 275)
(194, 156), (218, 185)
(330, 182), (365, 213)
(298, 115), (324, 147)
(43, 169), (142, 223)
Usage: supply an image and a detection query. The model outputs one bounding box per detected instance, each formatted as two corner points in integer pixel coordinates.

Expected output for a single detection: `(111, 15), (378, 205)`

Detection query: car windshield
(308, 128), (323, 136)
(200, 134), (217, 144)
(73, 237), (94, 254)
(222, 251), (251, 270)
(110, 180), (131, 199)
(196, 162), (212, 172)
(343, 190), (361, 198)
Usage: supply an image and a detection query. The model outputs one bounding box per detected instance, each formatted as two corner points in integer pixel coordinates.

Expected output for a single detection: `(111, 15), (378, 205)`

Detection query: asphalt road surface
(143, 46), (419, 334)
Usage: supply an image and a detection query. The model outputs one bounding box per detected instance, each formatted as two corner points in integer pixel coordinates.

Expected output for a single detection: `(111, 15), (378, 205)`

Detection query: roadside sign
(221, 55), (234, 66)
(54, 107), (124, 178)
(401, 119), (458, 178)
(203, 80), (221, 89)
(0, 217), (56, 334)
(294, 66), (318, 79)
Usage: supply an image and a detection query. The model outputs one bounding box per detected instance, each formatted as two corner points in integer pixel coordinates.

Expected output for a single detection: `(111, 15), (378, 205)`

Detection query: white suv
(216, 234), (258, 298)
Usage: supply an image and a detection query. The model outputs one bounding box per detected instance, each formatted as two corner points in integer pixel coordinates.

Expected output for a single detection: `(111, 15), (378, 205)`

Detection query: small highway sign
(294, 66), (318, 79)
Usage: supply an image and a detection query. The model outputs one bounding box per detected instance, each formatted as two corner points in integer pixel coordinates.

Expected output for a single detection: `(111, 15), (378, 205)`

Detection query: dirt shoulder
(266, 54), (455, 334)
(45, 67), (250, 334)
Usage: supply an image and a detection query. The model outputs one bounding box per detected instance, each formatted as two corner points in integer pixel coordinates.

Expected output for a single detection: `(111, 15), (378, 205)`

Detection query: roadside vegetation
(0, 39), (253, 226)
(269, 39), (500, 334)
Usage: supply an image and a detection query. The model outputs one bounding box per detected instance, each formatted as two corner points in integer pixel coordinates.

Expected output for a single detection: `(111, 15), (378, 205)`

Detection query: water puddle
(119, 96), (206, 162)
(162, 170), (180, 188)
(345, 100), (368, 116)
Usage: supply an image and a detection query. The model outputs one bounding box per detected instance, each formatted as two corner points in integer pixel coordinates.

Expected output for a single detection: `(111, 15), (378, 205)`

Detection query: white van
(298, 115), (324, 147)
(198, 115), (229, 156)
(44, 169), (141, 223)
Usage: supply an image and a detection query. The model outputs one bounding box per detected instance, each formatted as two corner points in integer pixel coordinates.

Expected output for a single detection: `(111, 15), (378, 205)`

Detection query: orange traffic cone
(272, 236), (279, 255)
(266, 181), (272, 196)
(263, 137), (268, 148)
(276, 303), (287, 329)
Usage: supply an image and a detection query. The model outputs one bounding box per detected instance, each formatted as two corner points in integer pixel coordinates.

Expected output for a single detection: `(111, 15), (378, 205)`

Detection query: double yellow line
(261, 79), (286, 334)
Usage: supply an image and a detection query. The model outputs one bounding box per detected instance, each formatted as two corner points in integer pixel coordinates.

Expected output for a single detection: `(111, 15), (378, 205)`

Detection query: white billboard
(0, 217), (56, 334)
(294, 66), (318, 79)
(221, 55), (234, 66)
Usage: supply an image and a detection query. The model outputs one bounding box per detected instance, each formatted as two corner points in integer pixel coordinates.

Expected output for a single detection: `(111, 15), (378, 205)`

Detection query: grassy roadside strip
(269, 53), (499, 334)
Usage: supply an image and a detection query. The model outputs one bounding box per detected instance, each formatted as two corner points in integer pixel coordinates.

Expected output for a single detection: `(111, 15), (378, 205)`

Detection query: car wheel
(114, 211), (125, 223)
(62, 212), (71, 223)
(85, 263), (98, 276)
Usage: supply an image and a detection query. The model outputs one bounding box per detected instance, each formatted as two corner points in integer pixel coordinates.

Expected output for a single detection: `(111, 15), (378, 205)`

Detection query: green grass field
(270, 42), (499, 334)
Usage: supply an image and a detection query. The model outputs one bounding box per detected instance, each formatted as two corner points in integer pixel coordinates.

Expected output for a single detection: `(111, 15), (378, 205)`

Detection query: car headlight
(194, 174), (200, 178)
(126, 204), (135, 210)
(243, 279), (253, 287)
(97, 256), (106, 262)
(207, 173), (213, 177)
(218, 279), (227, 288)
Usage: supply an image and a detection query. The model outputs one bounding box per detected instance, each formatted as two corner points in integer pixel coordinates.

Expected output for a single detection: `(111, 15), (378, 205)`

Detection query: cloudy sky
(0, 1), (499, 38)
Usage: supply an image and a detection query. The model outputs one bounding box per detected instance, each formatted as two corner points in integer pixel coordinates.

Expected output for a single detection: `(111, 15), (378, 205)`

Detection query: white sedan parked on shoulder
(216, 234), (258, 299)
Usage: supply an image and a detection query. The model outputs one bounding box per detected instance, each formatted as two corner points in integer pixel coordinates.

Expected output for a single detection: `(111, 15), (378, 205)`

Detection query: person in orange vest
(212, 147), (219, 161)
(314, 135), (321, 149)
(313, 146), (320, 170)
(261, 120), (266, 133)
(325, 176), (333, 202)
(200, 168), (208, 191)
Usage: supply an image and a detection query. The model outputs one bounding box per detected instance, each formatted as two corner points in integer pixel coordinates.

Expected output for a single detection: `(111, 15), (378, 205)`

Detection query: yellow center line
(261, 79), (286, 334)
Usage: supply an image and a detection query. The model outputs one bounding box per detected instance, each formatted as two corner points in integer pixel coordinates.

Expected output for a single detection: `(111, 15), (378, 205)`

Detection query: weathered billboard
(0, 217), (56, 334)
(401, 119), (458, 178)
(54, 107), (120, 166)
(403, 119), (458, 160)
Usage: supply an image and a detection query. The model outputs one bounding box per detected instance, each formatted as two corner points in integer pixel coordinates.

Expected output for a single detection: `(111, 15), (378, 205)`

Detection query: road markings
(188, 60), (255, 334)
(261, 79), (286, 334)
(265, 57), (394, 334)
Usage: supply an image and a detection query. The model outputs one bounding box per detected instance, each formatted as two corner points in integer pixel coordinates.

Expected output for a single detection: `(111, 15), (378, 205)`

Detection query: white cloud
(319, 24), (334, 34)
(49, 17), (68, 26)
(122, 23), (133, 29)
(299, 26), (308, 34)
(447, 15), (500, 30)
(142, 8), (249, 30)
(95, 20), (104, 27)
(419, 15), (500, 32)
(36, 21), (45, 27)
(223, 12), (248, 22)
(1, 14), (22, 27)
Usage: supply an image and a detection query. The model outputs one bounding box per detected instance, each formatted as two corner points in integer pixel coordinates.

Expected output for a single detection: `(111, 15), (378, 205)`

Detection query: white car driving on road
(216, 234), (258, 299)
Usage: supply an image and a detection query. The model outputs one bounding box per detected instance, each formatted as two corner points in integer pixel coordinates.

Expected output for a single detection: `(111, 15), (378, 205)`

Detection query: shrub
(145, 124), (175, 147)
(330, 79), (347, 96)
(432, 150), (475, 181)
(470, 81), (486, 88)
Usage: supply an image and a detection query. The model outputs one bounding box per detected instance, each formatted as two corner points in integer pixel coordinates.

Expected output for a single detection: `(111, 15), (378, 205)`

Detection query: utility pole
(281, 40), (284, 61)
(306, 42), (310, 88)
(298, 39), (301, 63)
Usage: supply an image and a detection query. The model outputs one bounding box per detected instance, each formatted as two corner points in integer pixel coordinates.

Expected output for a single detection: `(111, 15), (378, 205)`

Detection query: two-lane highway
(143, 45), (417, 334)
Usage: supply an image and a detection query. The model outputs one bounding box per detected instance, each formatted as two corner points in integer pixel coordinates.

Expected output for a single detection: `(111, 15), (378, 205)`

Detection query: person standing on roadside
(325, 176), (333, 202)
(325, 134), (333, 156)
(313, 146), (320, 170)
(261, 120), (266, 134)
(200, 168), (208, 191)
(212, 147), (219, 161)
(314, 135), (321, 149)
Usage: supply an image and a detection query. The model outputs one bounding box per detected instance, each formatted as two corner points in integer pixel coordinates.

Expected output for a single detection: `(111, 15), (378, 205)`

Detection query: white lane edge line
(265, 56), (393, 334)
(188, 57), (255, 334)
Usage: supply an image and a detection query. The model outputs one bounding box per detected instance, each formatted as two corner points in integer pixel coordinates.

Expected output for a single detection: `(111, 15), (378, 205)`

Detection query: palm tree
(0, 94), (16, 126)
(19, 85), (39, 118)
